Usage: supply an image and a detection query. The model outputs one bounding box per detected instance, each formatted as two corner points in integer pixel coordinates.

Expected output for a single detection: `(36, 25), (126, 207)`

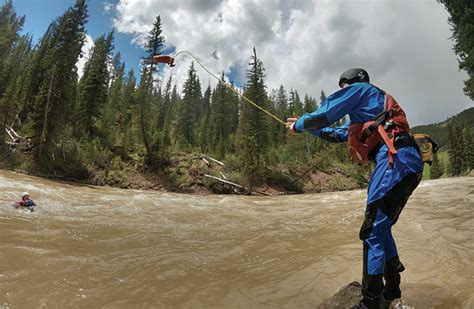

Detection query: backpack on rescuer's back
(347, 87), (438, 167)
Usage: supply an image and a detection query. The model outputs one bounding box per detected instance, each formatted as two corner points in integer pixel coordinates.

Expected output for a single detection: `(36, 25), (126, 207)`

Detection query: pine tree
(320, 90), (327, 104)
(137, 15), (165, 164)
(0, 1), (29, 144)
(430, 152), (444, 179)
(18, 24), (56, 124)
(0, 35), (30, 144)
(77, 31), (114, 138)
(101, 52), (125, 144)
(438, 0), (474, 99)
(304, 94), (317, 113)
(141, 16), (165, 72)
(156, 76), (174, 150)
(208, 74), (233, 157)
(290, 89), (303, 115)
(0, 0), (25, 77)
(173, 61), (202, 148)
(121, 68), (136, 147)
(462, 126), (474, 171)
(269, 85), (288, 144)
(156, 76), (171, 131)
(197, 85), (211, 152)
(28, 0), (88, 159)
(447, 122), (464, 175)
(237, 47), (269, 187)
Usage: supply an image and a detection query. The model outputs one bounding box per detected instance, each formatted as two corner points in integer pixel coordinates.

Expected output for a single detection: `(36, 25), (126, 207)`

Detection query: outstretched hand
(286, 117), (299, 133)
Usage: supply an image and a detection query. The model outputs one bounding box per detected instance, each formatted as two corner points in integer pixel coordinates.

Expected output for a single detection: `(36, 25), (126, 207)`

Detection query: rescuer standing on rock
(286, 68), (423, 308)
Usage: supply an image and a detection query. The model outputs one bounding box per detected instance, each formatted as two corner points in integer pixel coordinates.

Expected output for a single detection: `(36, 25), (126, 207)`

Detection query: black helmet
(338, 68), (370, 88)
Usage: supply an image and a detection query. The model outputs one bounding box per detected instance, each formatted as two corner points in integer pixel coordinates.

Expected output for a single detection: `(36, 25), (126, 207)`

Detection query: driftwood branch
(5, 127), (16, 142)
(203, 174), (246, 190)
(203, 174), (271, 196)
(205, 156), (225, 167)
(5, 126), (23, 143)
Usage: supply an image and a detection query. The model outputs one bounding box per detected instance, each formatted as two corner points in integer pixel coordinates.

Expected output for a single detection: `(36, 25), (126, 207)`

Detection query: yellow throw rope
(172, 50), (287, 126)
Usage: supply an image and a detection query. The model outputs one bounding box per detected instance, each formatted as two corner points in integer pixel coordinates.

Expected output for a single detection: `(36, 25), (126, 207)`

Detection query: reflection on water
(0, 170), (473, 308)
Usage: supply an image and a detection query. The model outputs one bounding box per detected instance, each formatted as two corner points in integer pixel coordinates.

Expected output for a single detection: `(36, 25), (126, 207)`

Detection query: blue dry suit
(294, 82), (423, 303)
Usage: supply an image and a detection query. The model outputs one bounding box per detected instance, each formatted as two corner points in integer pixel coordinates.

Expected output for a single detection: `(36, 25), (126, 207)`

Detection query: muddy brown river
(0, 170), (473, 308)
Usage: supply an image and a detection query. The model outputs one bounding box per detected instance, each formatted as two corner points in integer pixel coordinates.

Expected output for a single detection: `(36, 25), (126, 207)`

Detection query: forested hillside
(411, 107), (474, 148)
(1, 0), (471, 193)
(0, 0), (371, 194)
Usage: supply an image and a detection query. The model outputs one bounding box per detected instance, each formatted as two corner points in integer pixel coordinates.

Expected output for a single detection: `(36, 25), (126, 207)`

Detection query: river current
(1, 170), (473, 308)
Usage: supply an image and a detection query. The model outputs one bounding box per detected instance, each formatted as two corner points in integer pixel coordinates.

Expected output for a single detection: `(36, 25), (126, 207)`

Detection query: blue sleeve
(294, 85), (365, 132)
(307, 121), (349, 142)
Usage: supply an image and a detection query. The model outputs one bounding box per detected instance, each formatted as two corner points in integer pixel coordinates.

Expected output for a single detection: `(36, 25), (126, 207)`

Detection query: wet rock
(319, 281), (415, 308)
(320, 281), (362, 308)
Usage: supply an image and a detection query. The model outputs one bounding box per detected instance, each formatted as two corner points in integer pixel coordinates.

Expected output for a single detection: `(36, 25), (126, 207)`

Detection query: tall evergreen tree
(0, 0), (28, 143)
(0, 33), (30, 143)
(462, 126), (474, 171)
(122, 68), (136, 147)
(274, 86), (288, 119)
(157, 76), (172, 131)
(101, 52), (125, 144)
(207, 76), (221, 154)
(304, 94), (317, 113)
(18, 24), (56, 124)
(237, 47), (269, 187)
(207, 75), (239, 157)
(320, 90), (327, 104)
(197, 85), (211, 152)
(155, 76), (174, 150)
(289, 89), (303, 116)
(28, 0), (88, 159)
(173, 61), (202, 148)
(271, 85), (288, 143)
(77, 31), (114, 138)
(438, 0), (474, 99)
(137, 15), (165, 163)
(141, 15), (165, 72)
(0, 0), (25, 77)
(447, 122), (464, 175)
(430, 152), (444, 179)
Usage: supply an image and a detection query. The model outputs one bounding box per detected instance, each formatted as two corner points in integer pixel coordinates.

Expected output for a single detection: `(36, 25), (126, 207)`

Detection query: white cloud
(76, 34), (94, 79)
(112, 0), (472, 125)
(104, 1), (114, 14)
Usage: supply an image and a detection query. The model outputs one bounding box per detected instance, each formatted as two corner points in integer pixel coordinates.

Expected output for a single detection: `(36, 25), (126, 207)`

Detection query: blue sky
(14, 0), (146, 79)
(13, 0), (242, 87)
(10, 0), (473, 126)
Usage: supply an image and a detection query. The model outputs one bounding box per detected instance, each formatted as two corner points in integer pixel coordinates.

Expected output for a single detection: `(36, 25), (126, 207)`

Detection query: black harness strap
(360, 109), (394, 144)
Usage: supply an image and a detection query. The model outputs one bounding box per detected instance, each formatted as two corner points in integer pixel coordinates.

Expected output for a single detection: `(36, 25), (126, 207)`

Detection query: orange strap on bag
(377, 125), (398, 167)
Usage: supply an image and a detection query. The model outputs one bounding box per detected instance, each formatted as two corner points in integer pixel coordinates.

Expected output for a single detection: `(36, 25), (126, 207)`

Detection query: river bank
(0, 148), (370, 195)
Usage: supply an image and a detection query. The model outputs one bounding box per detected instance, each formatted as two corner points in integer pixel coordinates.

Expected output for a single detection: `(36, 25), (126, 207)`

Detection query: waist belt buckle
(384, 120), (394, 131)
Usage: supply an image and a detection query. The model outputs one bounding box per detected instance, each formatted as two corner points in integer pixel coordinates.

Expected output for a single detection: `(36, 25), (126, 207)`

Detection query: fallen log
(202, 157), (211, 167)
(203, 174), (271, 196)
(204, 156), (225, 167)
(204, 174), (246, 189)
(203, 173), (249, 195)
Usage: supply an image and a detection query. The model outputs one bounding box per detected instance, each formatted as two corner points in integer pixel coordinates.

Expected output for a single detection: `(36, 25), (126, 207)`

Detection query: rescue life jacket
(348, 90), (410, 167)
